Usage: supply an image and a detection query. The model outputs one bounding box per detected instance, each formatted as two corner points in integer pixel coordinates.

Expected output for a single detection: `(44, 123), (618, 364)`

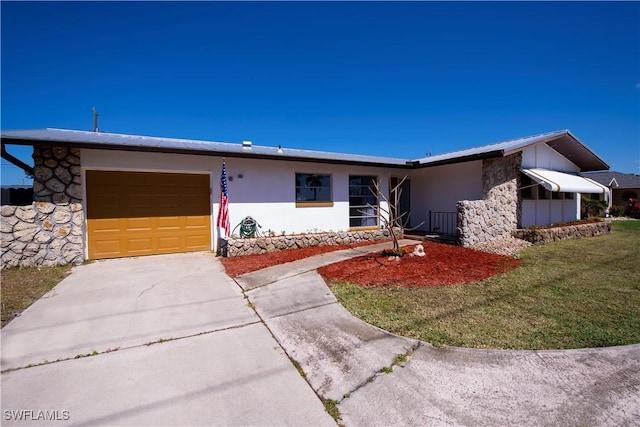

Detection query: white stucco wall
(407, 144), (584, 231)
(79, 141), (591, 251)
(520, 144), (581, 227)
(81, 149), (396, 249)
(410, 161), (483, 227)
(221, 157), (393, 235)
(521, 144), (580, 173)
(521, 199), (578, 227)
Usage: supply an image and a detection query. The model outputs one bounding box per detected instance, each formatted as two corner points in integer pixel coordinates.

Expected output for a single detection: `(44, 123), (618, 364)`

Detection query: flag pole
(216, 158), (231, 256)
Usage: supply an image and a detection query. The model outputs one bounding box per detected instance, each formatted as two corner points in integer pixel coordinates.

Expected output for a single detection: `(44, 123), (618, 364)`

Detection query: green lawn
(329, 220), (640, 349)
(1, 265), (72, 327)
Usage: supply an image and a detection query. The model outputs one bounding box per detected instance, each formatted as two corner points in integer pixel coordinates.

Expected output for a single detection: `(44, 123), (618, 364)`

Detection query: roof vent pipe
(92, 107), (99, 132)
(242, 140), (252, 148)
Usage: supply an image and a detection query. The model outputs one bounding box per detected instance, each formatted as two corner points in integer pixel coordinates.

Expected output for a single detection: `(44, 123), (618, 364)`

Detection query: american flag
(216, 160), (231, 238)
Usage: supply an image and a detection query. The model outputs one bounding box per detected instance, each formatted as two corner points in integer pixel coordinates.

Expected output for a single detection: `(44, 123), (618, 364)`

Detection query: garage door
(86, 171), (211, 260)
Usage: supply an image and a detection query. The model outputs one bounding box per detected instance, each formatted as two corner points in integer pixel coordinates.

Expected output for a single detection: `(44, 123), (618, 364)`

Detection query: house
(1, 185), (33, 206)
(1, 128), (610, 268)
(579, 171), (640, 208)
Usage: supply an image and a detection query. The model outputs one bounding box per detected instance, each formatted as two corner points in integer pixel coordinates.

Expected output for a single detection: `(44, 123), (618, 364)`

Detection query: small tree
(361, 176), (423, 255)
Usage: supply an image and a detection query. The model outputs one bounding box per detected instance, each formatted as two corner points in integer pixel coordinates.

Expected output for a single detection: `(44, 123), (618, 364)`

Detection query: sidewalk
(235, 240), (640, 426)
(235, 240), (420, 401)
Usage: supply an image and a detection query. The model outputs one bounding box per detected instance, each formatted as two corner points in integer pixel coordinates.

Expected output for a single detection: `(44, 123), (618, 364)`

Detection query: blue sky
(2, 1), (639, 185)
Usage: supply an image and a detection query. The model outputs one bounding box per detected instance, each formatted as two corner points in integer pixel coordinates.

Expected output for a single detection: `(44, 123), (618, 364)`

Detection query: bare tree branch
(355, 176), (424, 254)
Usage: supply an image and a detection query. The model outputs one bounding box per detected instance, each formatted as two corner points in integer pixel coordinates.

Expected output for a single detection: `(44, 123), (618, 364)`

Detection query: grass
(322, 399), (342, 424)
(329, 220), (640, 350)
(1, 264), (72, 327)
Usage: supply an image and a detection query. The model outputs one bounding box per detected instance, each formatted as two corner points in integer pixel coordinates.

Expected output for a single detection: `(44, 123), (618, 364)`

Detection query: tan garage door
(86, 171), (211, 260)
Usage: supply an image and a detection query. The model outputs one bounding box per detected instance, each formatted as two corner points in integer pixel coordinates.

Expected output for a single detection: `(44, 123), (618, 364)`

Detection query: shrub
(608, 205), (624, 217)
(625, 198), (640, 219)
(382, 248), (407, 257)
(581, 197), (608, 218)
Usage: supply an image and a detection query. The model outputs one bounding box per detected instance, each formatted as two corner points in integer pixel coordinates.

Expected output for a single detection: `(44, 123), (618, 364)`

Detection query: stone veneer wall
(226, 229), (391, 257)
(1, 146), (84, 268)
(456, 153), (521, 247)
(513, 221), (611, 244)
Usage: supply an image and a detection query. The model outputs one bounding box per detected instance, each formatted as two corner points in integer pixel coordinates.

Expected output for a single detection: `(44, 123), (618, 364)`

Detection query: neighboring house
(1, 185), (33, 205)
(0, 128), (610, 267)
(580, 171), (640, 208)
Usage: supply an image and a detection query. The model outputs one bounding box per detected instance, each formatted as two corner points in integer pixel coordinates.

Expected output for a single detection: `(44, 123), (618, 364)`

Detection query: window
(621, 191), (638, 202)
(538, 186), (550, 200)
(295, 173), (332, 205)
(551, 192), (574, 200)
(521, 173), (575, 201)
(552, 191), (564, 200)
(349, 175), (378, 228)
(520, 174), (535, 200)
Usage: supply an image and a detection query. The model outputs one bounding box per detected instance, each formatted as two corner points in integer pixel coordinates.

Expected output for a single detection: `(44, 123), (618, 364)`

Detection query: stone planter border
(512, 220), (611, 244)
(225, 229), (391, 257)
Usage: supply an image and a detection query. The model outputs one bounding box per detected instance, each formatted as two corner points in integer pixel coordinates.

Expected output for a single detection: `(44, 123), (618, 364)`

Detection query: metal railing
(428, 211), (457, 237)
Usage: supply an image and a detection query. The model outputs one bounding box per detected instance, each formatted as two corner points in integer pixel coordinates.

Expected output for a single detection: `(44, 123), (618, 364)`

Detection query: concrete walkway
(235, 240), (640, 426)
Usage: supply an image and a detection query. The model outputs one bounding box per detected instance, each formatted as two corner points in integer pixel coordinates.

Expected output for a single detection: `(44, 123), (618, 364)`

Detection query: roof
(0, 128), (410, 168)
(1, 127), (609, 171)
(580, 171), (640, 189)
(412, 129), (609, 171)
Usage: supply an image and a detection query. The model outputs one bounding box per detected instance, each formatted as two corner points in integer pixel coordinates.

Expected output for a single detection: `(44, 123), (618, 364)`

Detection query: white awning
(521, 168), (608, 194)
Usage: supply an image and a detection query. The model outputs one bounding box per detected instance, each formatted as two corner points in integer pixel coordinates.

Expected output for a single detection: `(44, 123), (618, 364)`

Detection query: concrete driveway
(1, 252), (335, 426)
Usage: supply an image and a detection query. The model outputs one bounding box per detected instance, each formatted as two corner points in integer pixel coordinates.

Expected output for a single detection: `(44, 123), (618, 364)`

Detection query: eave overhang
(1, 128), (611, 172)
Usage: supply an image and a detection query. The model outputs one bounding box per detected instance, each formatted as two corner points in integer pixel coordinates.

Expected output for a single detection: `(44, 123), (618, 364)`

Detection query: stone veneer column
(457, 153), (521, 247)
(0, 145), (84, 268)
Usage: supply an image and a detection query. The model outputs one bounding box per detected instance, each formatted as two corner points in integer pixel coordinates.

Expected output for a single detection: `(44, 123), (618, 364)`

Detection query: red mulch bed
(318, 242), (521, 288)
(221, 240), (521, 287)
(220, 240), (390, 277)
